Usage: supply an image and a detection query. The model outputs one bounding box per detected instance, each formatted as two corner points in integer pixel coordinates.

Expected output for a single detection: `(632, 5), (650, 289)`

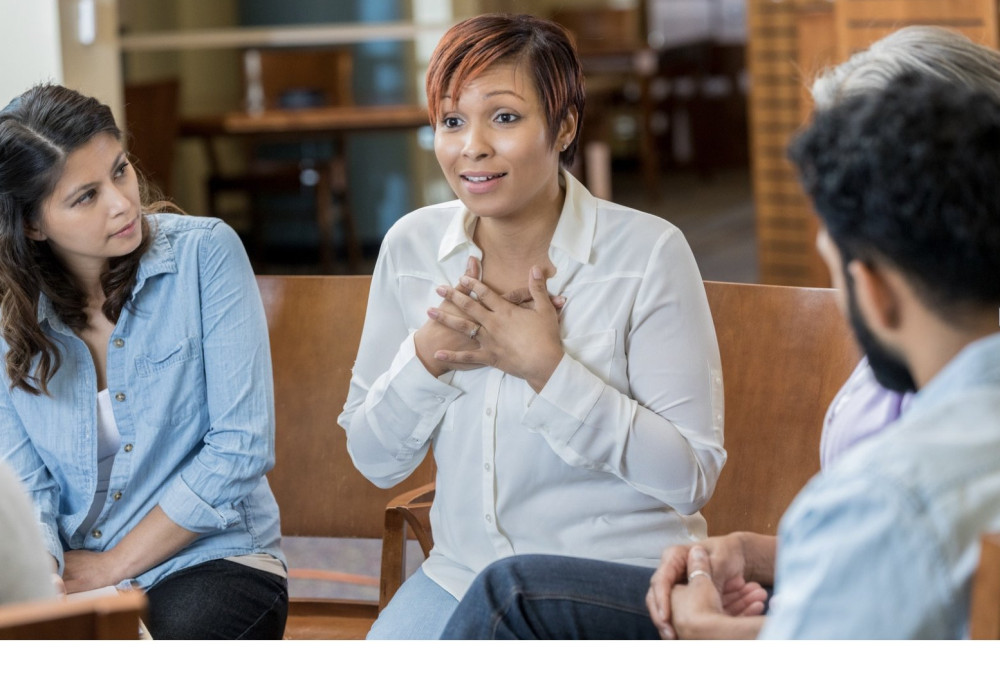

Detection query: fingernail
(427, 308), (439, 319)
(460, 275), (473, 287)
(553, 295), (566, 306)
(436, 285), (448, 297)
(434, 351), (447, 360)
(532, 266), (542, 280)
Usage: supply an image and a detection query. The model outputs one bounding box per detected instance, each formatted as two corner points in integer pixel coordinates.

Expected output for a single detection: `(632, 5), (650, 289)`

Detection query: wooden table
(179, 104), (430, 272)
(179, 103), (429, 139)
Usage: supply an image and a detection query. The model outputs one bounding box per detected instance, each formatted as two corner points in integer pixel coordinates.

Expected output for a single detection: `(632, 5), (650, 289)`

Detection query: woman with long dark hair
(0, 84), (287, 639)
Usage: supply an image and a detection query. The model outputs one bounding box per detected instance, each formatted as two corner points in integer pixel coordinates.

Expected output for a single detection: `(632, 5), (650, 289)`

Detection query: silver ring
(469, 324), (481, 340)
(687, 569), (710, 583)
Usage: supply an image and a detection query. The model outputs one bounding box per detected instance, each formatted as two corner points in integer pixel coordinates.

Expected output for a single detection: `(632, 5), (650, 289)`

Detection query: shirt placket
(86, 316), (135, 550)
(481, 369), (514, 555)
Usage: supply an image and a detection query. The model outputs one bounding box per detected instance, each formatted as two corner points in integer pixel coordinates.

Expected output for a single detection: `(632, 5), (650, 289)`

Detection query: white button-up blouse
(338, 172), (725, 597)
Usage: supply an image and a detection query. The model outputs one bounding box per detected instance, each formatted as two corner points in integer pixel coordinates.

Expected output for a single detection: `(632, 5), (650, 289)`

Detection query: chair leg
(332, 136), (362, 274)
(379, 508), (408, 611)
(315, 169), (336, 274)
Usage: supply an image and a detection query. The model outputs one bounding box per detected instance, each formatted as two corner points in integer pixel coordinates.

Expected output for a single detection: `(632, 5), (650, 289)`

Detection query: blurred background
(2, 1), (998, 290)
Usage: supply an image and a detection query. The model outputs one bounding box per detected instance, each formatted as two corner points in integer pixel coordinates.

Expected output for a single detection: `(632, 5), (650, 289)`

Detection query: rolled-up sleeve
(0, 389), (64, 571)
(159, 223), (275, 532)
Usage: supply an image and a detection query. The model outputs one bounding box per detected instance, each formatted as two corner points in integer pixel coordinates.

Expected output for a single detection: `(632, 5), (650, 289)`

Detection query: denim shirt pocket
(133, 336), (205, 426)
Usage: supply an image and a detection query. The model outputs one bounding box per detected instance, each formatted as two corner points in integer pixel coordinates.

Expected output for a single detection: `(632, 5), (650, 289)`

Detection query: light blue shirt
(0, 214), (284, 590)
(760, 332), (1000, 639)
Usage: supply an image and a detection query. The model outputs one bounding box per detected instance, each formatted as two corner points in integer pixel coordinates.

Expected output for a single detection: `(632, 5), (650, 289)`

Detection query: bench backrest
(701, 281), (858, 535)
(259, 275), (857, 542)
(257, 275), (435, 540)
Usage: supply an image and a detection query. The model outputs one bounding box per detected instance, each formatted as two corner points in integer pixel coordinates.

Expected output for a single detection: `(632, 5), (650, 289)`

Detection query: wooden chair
(123, 79), (180, 198)
(551, 6), (658, 199)
(379, 281), (859, 605)
(970, 532), (1000, 639)
(256, 275), (434, 639)
(700, 281), (858, 535)
(209, 48), (359, 273)
(0, 591), (147, 640)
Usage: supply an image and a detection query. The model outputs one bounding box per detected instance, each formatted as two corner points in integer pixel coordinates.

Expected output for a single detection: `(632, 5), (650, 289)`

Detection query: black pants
(144, 558), (288, 640)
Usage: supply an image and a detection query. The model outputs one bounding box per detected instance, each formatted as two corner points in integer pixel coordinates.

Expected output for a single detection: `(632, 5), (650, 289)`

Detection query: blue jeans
(367, 566), (459, 639)
(144, 558), (288, 639)
(441, 554), (660, 639)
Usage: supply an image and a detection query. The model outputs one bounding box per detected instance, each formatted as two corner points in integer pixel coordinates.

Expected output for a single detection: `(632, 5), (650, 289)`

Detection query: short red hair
(425, 14), (586, 166)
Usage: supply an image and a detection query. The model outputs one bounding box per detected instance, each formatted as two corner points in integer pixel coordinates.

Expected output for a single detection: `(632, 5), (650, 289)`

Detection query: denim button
(115, 392), (126, 402)
(123, 443), (133, 453)
(113, 338), (125, 348)
(113, 491), (122, 501)
(92, 529), (102, 539)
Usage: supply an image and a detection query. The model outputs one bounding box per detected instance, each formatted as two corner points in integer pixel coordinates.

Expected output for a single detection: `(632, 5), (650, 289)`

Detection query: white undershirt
(93, 390), (285, 580)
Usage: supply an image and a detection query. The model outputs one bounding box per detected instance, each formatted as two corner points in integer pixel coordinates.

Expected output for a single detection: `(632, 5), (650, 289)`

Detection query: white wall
(0, 0), (62, 106)
(0, 0), (123, 123)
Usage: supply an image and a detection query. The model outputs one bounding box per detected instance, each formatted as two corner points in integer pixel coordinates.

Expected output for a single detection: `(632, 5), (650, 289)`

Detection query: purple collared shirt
(820, 357), (913, 472)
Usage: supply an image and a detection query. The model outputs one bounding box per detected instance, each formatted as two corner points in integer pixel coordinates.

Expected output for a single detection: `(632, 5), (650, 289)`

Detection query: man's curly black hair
(788, 71), (1000, 319)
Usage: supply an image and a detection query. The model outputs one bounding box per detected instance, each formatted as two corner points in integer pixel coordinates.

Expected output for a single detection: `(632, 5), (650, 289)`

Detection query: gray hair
(811, 26), (1000, 109)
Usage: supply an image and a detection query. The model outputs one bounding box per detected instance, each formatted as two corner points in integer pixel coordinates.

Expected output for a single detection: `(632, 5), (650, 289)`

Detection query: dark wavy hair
(788, 72), (1000, 320)
(425, 13), (586, 167)
(0, 84), (164, 394)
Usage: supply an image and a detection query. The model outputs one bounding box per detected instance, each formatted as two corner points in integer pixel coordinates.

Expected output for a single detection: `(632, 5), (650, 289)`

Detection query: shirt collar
(909, 331), (1000, 410)
(436, 169), (598, 266)
(36, 216), (178, 328)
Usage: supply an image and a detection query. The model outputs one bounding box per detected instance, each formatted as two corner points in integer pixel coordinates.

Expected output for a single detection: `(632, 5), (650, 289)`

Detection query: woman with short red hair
(338, 14), (724, 638)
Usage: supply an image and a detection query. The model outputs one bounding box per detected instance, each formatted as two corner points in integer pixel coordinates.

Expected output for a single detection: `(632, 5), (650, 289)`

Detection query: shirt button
(435, 396), (445, 403)
(113, 338), (125, 348)
(92, 529), (102, 539)
(123, 443), (133, 453)
(484, 462), (491, 471)
(115, 392), (126, 402)
(485, 514), (492, 523)
(485, 407), (493, 416)
(113, 491), (123, 501)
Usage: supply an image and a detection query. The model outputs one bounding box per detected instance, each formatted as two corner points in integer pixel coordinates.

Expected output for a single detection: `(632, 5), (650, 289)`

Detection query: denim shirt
(760, 332), (1000, 639)
(0, 214), (284, 590)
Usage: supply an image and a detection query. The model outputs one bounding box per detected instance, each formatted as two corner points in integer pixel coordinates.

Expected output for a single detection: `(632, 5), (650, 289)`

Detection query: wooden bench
(260, 275), (858, 637)
(258, 275), (434, 640)
(971, 532), (1000, 639)
(0, 590), (147, 640)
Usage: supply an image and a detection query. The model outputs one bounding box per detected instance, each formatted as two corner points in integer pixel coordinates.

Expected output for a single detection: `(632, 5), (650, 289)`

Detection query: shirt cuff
(42, 524), (64, 575)
(367, 333), (462, 458)
(522, 353), (604, 444)
(159, 475), (237, 533)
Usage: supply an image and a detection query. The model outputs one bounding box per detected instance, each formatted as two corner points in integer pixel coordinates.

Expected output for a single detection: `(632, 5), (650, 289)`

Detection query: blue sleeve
(0, 387), (63, 571)
(158, 222), (276, 531)
(759, 472), (954, 639)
